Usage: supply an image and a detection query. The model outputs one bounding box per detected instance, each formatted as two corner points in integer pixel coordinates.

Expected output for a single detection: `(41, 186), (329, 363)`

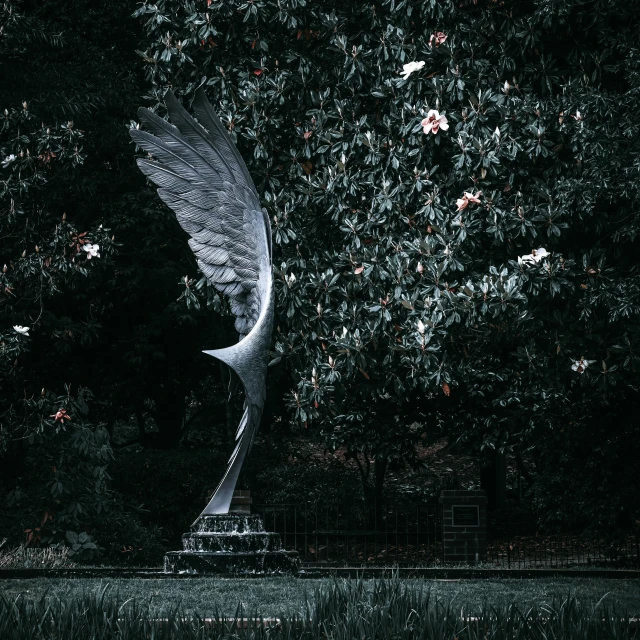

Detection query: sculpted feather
(130, 88), (273, 516)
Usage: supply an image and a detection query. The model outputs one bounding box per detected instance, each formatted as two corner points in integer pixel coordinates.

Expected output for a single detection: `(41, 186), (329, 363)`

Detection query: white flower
(13, 325), (30, 336)
(342, 326), (348, 338)
(518, 247), (549, 265)
(82, 243), (100, 259)
(400, 60), (425, 80)
(285, 272), (296, 286)
(571, 357), (594, 374)
(417, 319), (425, 334)
(533, 247), (550, 261)
(2, 154), (16, 168)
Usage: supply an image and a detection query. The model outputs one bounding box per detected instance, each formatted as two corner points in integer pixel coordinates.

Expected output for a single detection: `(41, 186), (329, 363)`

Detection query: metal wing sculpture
(129, 89), (273, 516)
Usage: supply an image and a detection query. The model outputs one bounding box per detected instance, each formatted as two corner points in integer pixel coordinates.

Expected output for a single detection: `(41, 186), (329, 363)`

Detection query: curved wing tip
(164, 89), (179, 104)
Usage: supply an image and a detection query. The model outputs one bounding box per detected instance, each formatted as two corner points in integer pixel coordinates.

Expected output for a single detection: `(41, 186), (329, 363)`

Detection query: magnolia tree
(135, 0), (639, 519)
(0, 1), (116, 548)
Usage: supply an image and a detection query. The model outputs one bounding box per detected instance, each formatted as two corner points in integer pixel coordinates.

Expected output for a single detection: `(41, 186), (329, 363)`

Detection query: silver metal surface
(130, 88), (273, 518)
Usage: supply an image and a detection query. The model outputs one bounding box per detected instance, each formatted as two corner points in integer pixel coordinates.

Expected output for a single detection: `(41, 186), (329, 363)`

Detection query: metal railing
(255, 500), (640, 568)
(255, 500), (442, 565)
(487, 534), (640, 569)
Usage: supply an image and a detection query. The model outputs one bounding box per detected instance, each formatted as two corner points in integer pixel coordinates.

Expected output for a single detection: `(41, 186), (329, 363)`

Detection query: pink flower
(429, 32), (447, 48)
(421, 109), (449, 134)
(456, 191), (482, 211)
(50, 408), (71, 423)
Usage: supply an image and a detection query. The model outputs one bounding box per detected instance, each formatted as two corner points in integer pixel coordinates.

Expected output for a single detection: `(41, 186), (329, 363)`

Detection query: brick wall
(439, 490), (487, 564)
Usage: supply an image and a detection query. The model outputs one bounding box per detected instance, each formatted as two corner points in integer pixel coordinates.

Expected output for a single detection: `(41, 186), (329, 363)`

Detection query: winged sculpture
(129, 88), (273, 517)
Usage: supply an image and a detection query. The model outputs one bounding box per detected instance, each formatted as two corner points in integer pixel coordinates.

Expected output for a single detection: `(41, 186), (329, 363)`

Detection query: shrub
(133, 0), (640, 524)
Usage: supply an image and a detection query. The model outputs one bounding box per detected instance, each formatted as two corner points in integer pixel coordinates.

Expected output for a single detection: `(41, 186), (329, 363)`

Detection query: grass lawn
(1, 576), (639, 617)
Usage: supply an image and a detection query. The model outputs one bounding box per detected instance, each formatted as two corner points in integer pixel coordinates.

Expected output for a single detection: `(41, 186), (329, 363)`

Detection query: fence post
(393, 503), (397, 564)
(304, 501), (308, 563)
(415, 505), (419, 566)
(315, 501), (318, 565)
(325, 503), (329, 563)
(364, 499), (368, 564)
(374, 498), (378, 560)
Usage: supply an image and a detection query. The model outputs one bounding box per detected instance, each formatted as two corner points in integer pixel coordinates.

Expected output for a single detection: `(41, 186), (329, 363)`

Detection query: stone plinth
(229, 489), (252, 514)
(439, 490), (487, 565)
(164, 495), (300, 575)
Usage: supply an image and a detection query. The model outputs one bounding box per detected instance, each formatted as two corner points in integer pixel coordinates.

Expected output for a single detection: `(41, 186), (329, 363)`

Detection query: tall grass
(0, 539), (77, 569)
(0, 576), (637, 639)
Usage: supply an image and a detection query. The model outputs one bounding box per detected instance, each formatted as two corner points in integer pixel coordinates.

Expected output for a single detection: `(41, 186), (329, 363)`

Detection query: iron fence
(255, 500), (640, 568)
(487, 534), (640, 569)
(255, 500), (442, 565)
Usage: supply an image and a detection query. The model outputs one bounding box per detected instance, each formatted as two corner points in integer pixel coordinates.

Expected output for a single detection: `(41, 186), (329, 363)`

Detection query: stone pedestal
(439, 490), (487, 565)
(164, 492), (300, 574)
(229, 489), (252, 514)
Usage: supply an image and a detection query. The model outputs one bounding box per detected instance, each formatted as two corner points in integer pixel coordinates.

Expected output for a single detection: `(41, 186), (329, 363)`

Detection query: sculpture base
(164, 514), (300, 575)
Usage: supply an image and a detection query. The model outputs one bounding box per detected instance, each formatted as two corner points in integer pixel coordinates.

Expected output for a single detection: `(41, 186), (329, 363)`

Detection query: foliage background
(1, 0), (638, 562)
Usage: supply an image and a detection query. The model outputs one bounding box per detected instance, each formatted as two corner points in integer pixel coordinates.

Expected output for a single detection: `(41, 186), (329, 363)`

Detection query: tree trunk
(373, 458), (388, 529)
(150, 382), (187, 449)
(480, 448), (507, 511)
(515, 451), (534, 486)
(356, 454), (388, 530)
(135, 407), (146, 440)
(105, 415), (116, 441)
(374, 458), (388, 508)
